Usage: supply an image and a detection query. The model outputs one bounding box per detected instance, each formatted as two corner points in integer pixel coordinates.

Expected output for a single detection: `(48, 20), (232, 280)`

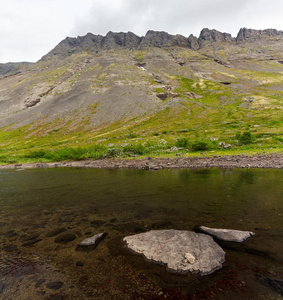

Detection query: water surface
(0, 168), (282, 299)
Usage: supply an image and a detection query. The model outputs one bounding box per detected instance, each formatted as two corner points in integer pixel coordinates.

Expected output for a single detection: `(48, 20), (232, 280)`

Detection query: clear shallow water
(0, 168), (282, 299)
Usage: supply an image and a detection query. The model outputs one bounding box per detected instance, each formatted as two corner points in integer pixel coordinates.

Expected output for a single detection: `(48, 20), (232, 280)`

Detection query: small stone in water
(49, 295), (63, 300)
(45, 228), (66, 237)
(55, 233), (76, 244)
(0, 283), (5, 294)
(46, 281), (63, 290)
(35, 279), (46, 288)
(76, 232), (108, 251)
(199, 226), (255, 242)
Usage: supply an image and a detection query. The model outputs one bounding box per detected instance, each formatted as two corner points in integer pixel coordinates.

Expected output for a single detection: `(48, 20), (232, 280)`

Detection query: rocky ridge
(41, 27), (283, 60)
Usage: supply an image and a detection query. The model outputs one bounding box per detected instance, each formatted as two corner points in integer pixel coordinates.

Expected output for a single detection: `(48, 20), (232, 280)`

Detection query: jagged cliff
(41, 28), (283, 60)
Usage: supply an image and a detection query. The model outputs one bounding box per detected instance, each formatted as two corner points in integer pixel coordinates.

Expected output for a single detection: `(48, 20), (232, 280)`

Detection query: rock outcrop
(198, 28), (234, 48)
(188, 34), (199, 50)
(101, 31), (141, 50)
(140, 30), (188, 48)
(0, 62), (31, 78)
(236, 28), (283, 42)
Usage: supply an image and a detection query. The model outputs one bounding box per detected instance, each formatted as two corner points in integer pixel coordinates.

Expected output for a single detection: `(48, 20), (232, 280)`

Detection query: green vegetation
(175, 138), (189, 148)
(24, 145), (107, 161)
(191, 140), (211, 151)
(133, 51), (145, 63)
(0, 47), (282, 164)
(236, 131), (255, 145)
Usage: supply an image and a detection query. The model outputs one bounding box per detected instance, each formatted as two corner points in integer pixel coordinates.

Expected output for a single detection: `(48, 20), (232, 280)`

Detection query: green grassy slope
(0, 44), (282, 163)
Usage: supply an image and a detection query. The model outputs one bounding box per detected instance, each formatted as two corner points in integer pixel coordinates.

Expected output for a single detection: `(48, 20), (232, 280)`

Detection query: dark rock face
(140, 31), (188, 48)
(198, 28), (234, 47)
(0, 62), (30, 78)
(101, 31), (141, 49)
(188, 34), (199, 50)
(42, 33), (103, 59)
(237, 28), (283, 42)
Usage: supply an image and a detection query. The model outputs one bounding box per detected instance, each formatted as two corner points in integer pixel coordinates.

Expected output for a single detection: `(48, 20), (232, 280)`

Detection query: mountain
(0, 28), (282, 161)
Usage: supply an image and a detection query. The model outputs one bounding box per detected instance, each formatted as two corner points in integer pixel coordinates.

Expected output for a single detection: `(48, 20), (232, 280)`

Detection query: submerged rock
(46, 281), (63, 290)
(256, 274), (283, 296)
(35, 279), (46, 288)
(123, 229), (225, 275)
(76, 232), (108, 251)
(199, 226), (255, 242)
(55, 233), (76, 244)
(45, 228), (66, 237)
(0, 282), (5, 294)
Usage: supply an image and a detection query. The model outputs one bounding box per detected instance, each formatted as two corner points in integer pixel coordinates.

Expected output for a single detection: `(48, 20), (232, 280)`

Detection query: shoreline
(0, 153), (283, 170)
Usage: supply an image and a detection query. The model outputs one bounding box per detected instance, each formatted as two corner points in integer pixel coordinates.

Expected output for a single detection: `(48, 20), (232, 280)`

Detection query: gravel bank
(1, 154), (283, 170)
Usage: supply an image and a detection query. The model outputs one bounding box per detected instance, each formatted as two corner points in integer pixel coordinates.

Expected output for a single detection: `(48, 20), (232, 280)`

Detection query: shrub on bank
(104, 148), (122, 157)
(175, 138), (189, 148)
(236, 131), (255, 145)
(191, 140), (210, 151)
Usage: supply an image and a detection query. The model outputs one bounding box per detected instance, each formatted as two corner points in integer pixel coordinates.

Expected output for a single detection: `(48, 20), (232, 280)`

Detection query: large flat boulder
(123, 229), (225, 275)
(199, 226), (255, 242)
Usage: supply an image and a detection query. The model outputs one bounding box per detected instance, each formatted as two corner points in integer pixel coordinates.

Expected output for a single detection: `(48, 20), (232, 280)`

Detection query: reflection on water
(0, 168), (282, 299)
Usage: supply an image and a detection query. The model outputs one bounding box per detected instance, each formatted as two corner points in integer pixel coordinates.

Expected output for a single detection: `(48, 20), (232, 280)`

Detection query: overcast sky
(1, 0), (282, 63)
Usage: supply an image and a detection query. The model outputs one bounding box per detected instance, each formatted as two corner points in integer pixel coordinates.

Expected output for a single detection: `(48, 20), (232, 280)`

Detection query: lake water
(0, 168), (282, 299)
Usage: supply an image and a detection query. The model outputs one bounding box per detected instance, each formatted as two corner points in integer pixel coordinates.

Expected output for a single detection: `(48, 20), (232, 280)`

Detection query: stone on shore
(199, 226), (255, 242)
(123, 229), (225, 275)
(76, 232), (108, 251)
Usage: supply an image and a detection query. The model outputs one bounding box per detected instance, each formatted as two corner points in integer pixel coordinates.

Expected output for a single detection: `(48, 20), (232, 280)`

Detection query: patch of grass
(123, 143), (147, 155)
(154, 87), (167, 94)
(175, 138), (189, 148)
(133, 51), (145, 63)
(126, 132), (138, 138)
(90, 103), (99, 114)
(24, 145), (107, 161)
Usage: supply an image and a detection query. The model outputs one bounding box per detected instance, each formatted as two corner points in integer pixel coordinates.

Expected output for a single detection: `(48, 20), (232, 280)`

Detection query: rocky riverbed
(1, 153), (283, 170)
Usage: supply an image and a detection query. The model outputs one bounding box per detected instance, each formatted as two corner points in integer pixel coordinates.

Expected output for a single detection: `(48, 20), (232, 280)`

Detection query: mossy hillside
(0, 47), (283, 163)
(1, 83), (282, 164)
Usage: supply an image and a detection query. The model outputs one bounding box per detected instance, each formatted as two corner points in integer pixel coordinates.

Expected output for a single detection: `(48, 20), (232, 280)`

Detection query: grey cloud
(70, 0), (263, 38)
(1, 0), (282, 63)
